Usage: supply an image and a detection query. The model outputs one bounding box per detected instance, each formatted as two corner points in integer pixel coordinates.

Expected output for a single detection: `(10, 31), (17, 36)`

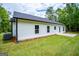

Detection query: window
(63, 27), (64, 31)
(47, 26), (50, 33)
(59, 26), (60, 32)
(35, 25), (39, 34)
(54, 26), (56, 30)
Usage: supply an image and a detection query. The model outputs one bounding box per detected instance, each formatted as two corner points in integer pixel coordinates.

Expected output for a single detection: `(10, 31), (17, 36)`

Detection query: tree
(46, 6), (57, 21)
(0, 4), (10, 33)
(56, 3), (79, 32)
(46, 3), (79, 32)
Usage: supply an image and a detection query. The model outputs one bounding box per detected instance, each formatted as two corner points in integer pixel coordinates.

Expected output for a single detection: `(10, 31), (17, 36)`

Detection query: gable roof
(11, 11), (63, 25)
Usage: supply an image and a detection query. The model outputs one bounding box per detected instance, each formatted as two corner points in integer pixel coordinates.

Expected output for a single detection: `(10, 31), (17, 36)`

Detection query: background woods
(46, 3), (79, 32)
(0, 4), (10, 33)
(0, 3), (79, 33)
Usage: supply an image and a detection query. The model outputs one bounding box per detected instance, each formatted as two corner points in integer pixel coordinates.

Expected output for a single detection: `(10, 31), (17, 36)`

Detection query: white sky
(2, 3), (65, 18)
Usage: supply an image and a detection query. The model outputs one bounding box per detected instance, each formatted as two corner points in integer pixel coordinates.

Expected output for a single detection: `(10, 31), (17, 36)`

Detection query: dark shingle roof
(12, 11), (63, 25)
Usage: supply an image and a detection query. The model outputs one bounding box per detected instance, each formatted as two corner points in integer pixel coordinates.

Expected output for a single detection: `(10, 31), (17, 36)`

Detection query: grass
(0, 33), (79, 56)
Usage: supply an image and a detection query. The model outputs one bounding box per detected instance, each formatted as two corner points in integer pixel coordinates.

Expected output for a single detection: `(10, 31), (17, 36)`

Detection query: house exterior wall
(12, 19), (66, 41)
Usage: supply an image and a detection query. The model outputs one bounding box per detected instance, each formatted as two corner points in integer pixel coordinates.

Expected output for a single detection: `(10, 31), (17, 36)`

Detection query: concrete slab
(57, 33), (77, 37)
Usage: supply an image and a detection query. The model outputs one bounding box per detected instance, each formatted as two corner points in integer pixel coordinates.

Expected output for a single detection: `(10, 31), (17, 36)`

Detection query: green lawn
(0, 33), (79, 56)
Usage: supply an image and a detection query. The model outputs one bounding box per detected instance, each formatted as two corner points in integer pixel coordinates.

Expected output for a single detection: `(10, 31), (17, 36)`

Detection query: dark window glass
(54, 26), (56, 30)
(47, 26), (50, 33)
(63, 27), (64, 31)
(59, 26), (60, 32)
(35, 25), (39, 34)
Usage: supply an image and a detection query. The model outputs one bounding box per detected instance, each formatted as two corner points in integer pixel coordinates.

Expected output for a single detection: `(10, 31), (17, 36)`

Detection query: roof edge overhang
(11, 11), (65, 25)
(11, 17), (64, 25)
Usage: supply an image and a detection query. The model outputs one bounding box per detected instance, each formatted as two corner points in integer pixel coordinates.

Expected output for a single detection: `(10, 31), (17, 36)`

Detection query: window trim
(35, 25), (39, 34)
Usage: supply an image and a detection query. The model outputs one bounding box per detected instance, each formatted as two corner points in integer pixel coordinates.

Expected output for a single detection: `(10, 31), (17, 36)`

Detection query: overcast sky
(2, 3), (65, 18)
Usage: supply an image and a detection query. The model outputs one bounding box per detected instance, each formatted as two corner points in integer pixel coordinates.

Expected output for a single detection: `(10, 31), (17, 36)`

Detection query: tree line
(0, 4), (10, 33)
(0, 3), (79, 33)
(46, 3), (79, 32)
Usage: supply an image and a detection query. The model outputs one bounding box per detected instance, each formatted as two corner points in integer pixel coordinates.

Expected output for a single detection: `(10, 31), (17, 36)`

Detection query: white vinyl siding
(13, 20), (66, 41)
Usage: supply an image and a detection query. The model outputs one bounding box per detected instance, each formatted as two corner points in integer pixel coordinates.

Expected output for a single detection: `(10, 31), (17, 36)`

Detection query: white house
(11, 11), (66, 42)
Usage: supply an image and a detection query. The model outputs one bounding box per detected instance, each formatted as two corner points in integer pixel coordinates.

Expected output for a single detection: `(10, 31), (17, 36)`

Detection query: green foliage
(0, 5), (10, 33)
(46, 3), (79, 32)
(46, 6), (57, 21)
(56, 3), (79, 32)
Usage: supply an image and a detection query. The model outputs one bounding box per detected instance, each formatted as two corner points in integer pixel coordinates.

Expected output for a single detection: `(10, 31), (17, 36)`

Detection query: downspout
(16, 18), (18, 43)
